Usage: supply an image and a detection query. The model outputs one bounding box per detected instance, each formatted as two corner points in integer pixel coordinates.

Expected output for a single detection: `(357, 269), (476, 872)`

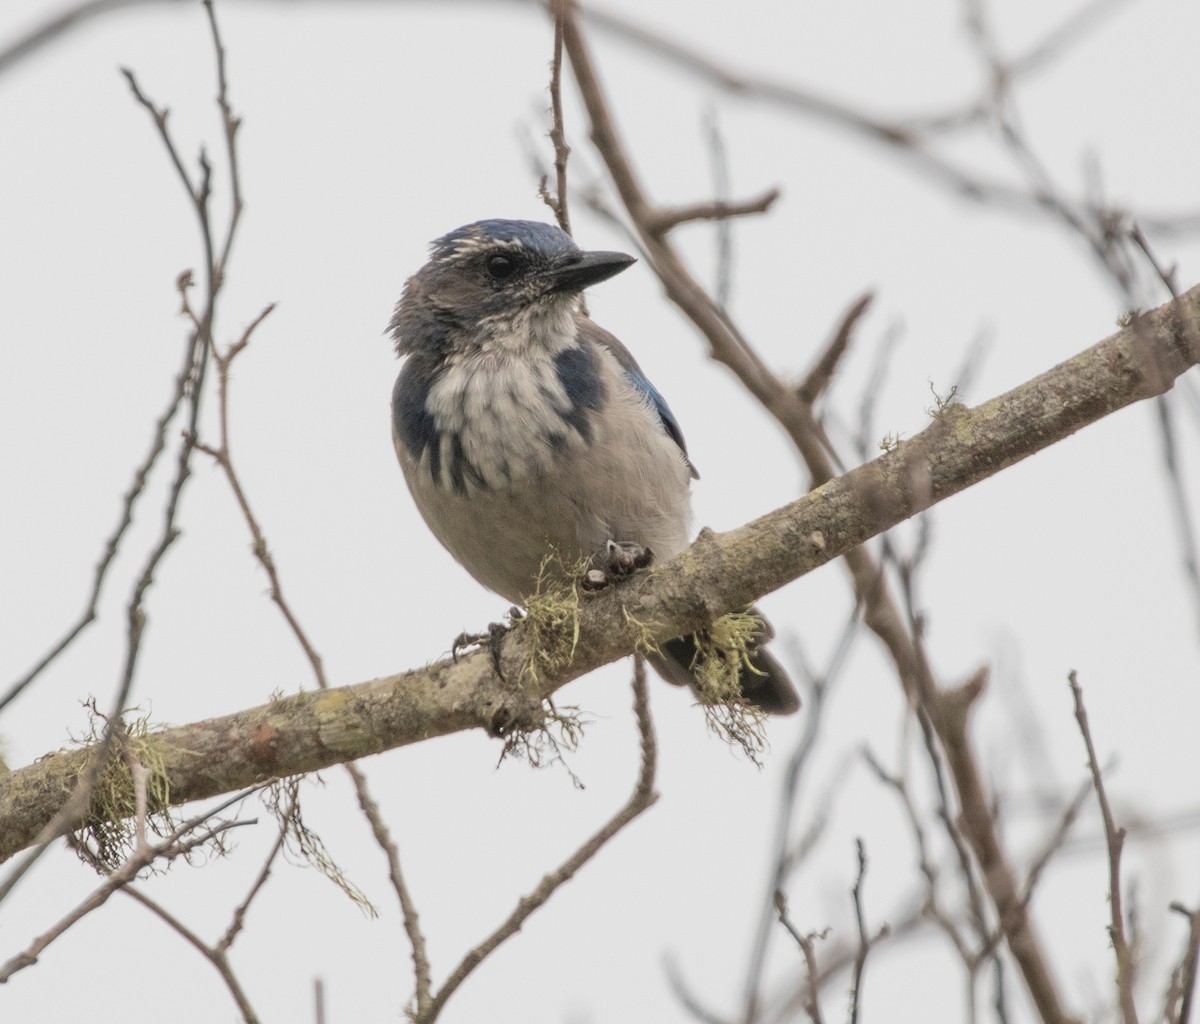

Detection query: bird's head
(390, 219), (635, 356)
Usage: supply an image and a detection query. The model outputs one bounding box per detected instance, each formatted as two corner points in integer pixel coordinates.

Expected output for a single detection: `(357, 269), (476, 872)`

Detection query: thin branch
(932, 672), (1079, 1024)
(1128, 226), (1200, 647)
(562, 11), (1099, 1022)
(124, 886), (261, 1024)
(666, 955), (736, 1024)
(0, 790), (258, 983)
(203, 0), (243, 282)
(1130, 224), (1182, 296)
(797, 293), (875, 405)
(347, 762), (433, 1012)
(646, 187), (781, 234)
(703, 106), (733, 309)
(1020, 777), (1093, 906)
(1006, 0), (1135, 80)
(216, 795), (294, 955)
(1166, 902), (1200, 1024)
(315, 978), (327, 1024)
(915, 691), (992, 947)
(847, 839), (874, 1024)
(575, 1), (1197, 234)
(0, 49), (219, 906)
(0, 321), (195, 715)
(195, 288), (434, 1003)
(418, 656), (658, 1023)
(743, 613), (854, 1022)
(543, 0), (572, 237)
(775, 891), (827, 1024)
(1069, 671), (1139, 1024)
(2, 282), (1199, 864)
(862, 747), (975, 968)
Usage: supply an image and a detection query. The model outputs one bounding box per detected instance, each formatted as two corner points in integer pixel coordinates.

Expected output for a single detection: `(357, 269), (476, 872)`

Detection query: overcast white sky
(2, 1), (1199, 1022)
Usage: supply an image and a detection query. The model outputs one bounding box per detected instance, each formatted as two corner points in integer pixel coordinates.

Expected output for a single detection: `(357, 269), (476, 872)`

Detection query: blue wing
(577, 318), (700, 479)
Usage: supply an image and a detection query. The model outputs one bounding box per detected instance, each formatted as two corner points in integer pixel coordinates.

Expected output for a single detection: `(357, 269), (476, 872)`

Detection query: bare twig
(124, 886), (262, 1023)
(703, 106), (733, 308)
(912, 682), (993, 954)
(0, 322), (195, 715)
(191, 216), (433, 1013)
(418, 656), (658, 1023)
(560, 11), (1108, 1021)
(578, 1), (1197, 233)
(848, 839), (873, 1024)
(1069, 671), (1139, 1024)
(544, 0), (572, 238)
(204, 0), (243, 281)
(774, 890), (827, 1024)
(1130, 224), (1182, 296)
(315, 978), (327, 1024)
(666, 955), (736, 1024)
(797, 293), (875, 405)
(1165, 902), (1200, 1024)
(4, 1), (1193, 223)
(122, 787), (295, 1022)
(862, 748), (977, 968)
(646, 188), (781, 235)
(0, 21), (227, 905)
(3, 278), (1198, 865)
(743, 609), (857, 1022)
(933, 672), (1079, 1024)
(0, 788), (260, 983)
(348, 761), (433, 1013)
(1020, 777), (1093, 907)
(217, 813), (289, 955)
(1127, 227), (1200, 647)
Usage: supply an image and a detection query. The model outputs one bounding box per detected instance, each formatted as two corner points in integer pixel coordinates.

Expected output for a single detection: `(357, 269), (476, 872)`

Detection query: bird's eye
(486, 254), (517, 280)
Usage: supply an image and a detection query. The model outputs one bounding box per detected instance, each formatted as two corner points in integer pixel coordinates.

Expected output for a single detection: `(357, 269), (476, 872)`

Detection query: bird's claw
(452, 618), (514, 680)
(606, 539), (654, 576)
(581, 540), (654, 592)
(451, 630), (486, 662)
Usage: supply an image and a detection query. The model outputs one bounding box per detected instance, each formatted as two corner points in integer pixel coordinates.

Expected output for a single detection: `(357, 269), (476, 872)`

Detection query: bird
(388, 218), (799, 715)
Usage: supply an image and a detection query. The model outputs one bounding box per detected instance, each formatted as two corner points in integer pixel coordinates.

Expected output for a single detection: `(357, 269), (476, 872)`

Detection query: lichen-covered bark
(1, 286), (1197, 864)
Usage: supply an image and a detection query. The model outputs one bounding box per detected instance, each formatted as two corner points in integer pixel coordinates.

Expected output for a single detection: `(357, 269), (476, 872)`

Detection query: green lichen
(622, 607), (661, 657)
(925, 380), (960, 419)
(519, 553), (589, 687)
(264, 777), (377, 917)
(499, 702), (588, 787)
(688, 612), (769, 764)
(70, 702), (179, 870)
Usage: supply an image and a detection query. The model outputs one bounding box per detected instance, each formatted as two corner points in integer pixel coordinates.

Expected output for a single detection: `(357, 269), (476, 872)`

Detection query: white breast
(423, 346), (580, 490)
(396, 336), (694, 603)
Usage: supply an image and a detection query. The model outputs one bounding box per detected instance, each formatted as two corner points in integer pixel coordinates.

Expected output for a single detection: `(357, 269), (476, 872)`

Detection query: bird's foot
(581, 540), (654, 592)
(452, 610), (522, 679)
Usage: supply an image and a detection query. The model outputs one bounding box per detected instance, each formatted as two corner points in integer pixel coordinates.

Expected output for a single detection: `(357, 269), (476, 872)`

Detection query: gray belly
(397, 426), (692, 605)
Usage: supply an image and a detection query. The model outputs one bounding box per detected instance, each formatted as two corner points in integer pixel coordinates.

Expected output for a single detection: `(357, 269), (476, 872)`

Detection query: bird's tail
(649, 617), (800, 716)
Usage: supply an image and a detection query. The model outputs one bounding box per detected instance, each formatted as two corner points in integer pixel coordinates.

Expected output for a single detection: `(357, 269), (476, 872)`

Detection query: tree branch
(0, 286), (1197, 864)
(1070, 671), (1139, 1024)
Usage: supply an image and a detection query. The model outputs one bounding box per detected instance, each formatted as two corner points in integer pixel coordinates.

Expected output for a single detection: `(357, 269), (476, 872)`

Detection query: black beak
(546, 249), (636, 293)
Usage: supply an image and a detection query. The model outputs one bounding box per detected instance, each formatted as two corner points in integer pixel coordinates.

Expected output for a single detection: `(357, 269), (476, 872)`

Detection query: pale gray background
(2, 1), (1199, 1021)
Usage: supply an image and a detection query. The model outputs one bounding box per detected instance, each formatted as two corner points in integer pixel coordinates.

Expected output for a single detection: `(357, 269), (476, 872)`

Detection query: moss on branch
(1, 285), (1198, 863)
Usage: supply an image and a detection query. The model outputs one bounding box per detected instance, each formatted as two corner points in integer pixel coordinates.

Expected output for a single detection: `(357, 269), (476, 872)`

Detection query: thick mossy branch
(619, 608), (662, 657)
(72, 706), (178, 869)
(2, 286), (1199, 863)
(520, 554), (588, 686)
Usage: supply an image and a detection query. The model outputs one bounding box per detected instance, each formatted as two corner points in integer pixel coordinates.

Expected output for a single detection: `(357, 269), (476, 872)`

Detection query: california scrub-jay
(389, 219), (799, 715)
